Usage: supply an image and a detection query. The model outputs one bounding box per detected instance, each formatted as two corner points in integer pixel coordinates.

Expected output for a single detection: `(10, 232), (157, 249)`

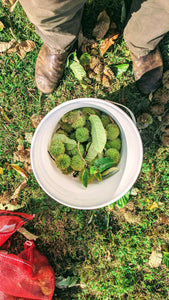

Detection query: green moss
(106, 123), (120, 140)
(105, 148), (120, 165)
(106, 138), (121, 150)
(49, 141), (65, 158)
(55, 154), (71, 170)
(76, 127), (89, 142)
(71, 155), (86, 171)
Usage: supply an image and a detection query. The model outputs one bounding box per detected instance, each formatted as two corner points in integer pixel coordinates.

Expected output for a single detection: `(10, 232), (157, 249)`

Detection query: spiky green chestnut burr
(106, 123), (120, 140)
(55, 154), (71, 170)
(72, 115), (86, 129)
(105, 148), (120, 165)
(60, 122), (73, 133)
(69, 144), (84, 156)
(71, 155), (85, 171)
(76, 127), (89, 142)
(101, 114), (110, 127)
(106, 138), (121, 150)
(49, 141), (65, 158)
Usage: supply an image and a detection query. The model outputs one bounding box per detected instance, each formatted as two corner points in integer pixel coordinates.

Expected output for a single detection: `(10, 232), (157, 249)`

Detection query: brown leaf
(159, 214), (169, 225)
(0, 191), (10, 204)
(123, 211), (141, 224)
(2, 0), (17, 5)
(100, 33), (119, 56)
(31, 114), (44, 128)
(89, 55), (102, 71)
(0, 21), (4, 31)
(7, 40), (36, 59)
(92, 10), (110, 40)
(149, 247), (162, 268)
(0, 39), (16, 52)
(0, 167), (3, 175)
(11, 179), (27, 200)
(17, 227), (39, 241)
(147, 202), (158, 210)
(13, 148), (30, 163)
(11, 164), (29, 179)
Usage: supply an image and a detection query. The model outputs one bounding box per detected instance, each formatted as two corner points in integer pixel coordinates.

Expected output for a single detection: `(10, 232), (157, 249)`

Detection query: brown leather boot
(35, 44), (68, 94)
(130, 48), (163, 94)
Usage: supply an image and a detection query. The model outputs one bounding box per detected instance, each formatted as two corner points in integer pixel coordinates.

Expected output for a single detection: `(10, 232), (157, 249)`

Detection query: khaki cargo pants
(19, 0), (169, 56)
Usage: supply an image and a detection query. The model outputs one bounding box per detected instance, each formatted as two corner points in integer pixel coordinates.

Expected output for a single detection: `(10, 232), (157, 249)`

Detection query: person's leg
(124, 0), (169, 94)
(19, 0), (86, 53)
(19, 0), (86, 93)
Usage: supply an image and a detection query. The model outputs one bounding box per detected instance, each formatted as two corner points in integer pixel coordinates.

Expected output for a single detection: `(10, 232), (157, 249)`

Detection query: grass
(0, 0), (169, 299)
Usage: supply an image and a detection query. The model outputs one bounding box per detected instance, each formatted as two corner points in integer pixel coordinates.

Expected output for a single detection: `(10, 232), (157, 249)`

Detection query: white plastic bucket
(31, 98), (143, 209)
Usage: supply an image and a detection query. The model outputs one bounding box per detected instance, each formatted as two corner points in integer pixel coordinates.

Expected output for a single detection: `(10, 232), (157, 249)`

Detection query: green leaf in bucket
(94, 171), (102, 181)
(90, 157), (114, 174)
(82, 169), (89, 187)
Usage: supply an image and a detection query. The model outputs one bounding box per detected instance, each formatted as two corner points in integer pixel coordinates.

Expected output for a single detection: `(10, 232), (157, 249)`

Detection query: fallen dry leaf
(92, 10), (110, 40)
(11, 178), (27, 200)
(123, 211), (141, 224)
(0, 39), (16, 53)
(2, 0), (17, 5)
(11, 164), (29, 179)
(25, 132), (33, 144)
(31, 114), (44, 128)
(147, 202), (159, 210)
(100, 33), (119, 56)
(9, 0), (18, 12)
(13, 148), (30, 163)
(159, 214), (169, 225)
(149, 247), (162, 268)
(17, 227), (39, 241)
(0, 21), (4, 31)
(7, 40), (36, 59)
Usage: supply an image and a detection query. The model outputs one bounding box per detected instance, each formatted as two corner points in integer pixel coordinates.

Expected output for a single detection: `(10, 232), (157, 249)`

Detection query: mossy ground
(0, 1), (169, 299)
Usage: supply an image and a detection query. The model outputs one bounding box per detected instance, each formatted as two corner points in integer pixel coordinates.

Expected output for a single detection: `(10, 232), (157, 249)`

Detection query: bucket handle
(105, 100), (136, 125)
